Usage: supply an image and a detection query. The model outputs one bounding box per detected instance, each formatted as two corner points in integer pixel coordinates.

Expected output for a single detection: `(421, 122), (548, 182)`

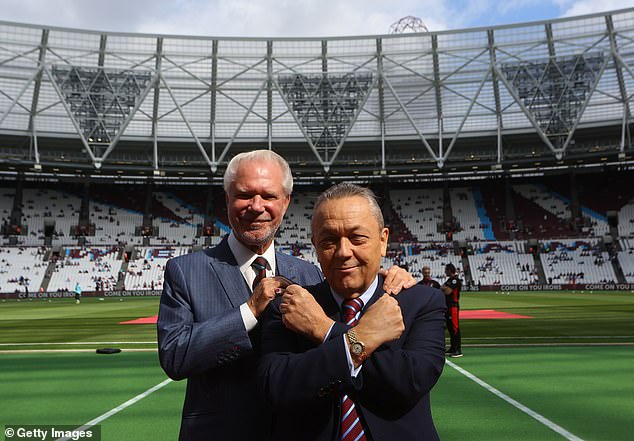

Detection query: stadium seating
(513, 184), (571, 220)
(468, 241), (538, 285)
(391, 243), (463, 282)
(513, 183), (609, 237)
(618, 201), (634, 237)
(0, 246), (47, 294)
(390, 189), (444, 242)
(19, 188), (81, 246)
(276, 191), (317, 245)
(47, 247), (122, 292)
(450, 188), (490, 241)
(0, 187), (13, 232)
(540, 239), (616, 284)
(87, 201), (143, 246)
(124, 246), (191, 290)
(151, 192), (202, 246)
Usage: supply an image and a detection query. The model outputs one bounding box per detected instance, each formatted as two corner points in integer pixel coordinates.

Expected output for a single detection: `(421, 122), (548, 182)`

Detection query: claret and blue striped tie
(340, 297), (367, 441)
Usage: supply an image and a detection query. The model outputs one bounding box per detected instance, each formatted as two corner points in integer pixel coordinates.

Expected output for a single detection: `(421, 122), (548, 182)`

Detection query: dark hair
(445, 263), (456, 274)
(313, 183), (384, 230)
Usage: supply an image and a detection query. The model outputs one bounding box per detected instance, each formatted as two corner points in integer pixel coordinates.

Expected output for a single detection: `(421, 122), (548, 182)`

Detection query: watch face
(351, 342), (364, 355)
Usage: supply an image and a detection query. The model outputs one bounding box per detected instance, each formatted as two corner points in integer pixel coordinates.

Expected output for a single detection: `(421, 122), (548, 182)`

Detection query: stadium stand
(151, 192), (202, 246)
(450, 188), (492, 241)
(0, 246), (47, 294)
(540, 239), (616, 284)
(390, 189), (444, 242)
(4, 173), (634, 294)
(513, 184), (572, 221)
(47, 247), (122, 292)
(390, 243), (463, 282)
(19, 188), (81, 246)
(618, 250), (634, 283)
(276, 191), (317, 245)
(618, 200), (634, 238)
(512, 185), (577, 239)
(125, 247), (190, 290)
(88, 202), (143, 246)
(0, 187), (12, 227)
(468, 241), (539, 285)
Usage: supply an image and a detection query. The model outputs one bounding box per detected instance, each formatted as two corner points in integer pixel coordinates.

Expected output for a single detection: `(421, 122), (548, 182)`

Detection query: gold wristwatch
(346, 328), (367, 361)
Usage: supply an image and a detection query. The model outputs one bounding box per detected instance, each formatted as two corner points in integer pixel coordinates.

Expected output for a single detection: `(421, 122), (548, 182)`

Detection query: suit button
(317, 388), (327, 397)
(336, 379), (343, 385)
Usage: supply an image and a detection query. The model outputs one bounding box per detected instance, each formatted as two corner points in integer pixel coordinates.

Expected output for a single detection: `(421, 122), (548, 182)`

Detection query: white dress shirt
(329, 276), (379, 377)
(227, 231), (276, 332)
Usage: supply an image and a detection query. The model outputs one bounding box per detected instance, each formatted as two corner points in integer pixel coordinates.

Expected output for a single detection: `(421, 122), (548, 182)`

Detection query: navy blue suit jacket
(157, 235), (323, 441)
(258, 277), (446, 441)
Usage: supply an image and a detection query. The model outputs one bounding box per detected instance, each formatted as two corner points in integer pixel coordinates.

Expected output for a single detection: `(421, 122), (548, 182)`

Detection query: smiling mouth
(336, 266), (358, 272)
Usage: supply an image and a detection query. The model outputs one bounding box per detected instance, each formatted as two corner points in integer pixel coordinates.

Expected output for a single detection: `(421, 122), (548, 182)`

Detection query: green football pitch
(1, 292), (633, 440)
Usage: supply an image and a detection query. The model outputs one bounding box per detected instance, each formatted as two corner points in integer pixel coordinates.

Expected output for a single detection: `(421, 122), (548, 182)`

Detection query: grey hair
(223, 150), (293, 195)
(313, 183), (384, 230)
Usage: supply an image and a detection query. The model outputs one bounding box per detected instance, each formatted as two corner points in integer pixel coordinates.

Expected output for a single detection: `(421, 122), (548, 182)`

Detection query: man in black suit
(259, 183), (446, 441)
(158, 151), (416, 440)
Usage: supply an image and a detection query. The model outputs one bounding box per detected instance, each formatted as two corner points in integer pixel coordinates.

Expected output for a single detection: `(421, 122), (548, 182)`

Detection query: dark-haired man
(259, 183), (445, 441)
(442, 263), (463, 358)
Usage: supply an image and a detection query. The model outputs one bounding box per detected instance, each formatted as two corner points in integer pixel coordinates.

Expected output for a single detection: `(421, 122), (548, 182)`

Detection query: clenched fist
(354, 294), (405, 355)
(280, 285), (334, 344)
(248, 276), (292, 319)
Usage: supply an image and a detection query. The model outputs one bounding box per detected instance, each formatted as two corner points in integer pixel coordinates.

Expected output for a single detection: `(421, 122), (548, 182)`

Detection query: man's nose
(335, 238), (353, 258)
(249, 195), (265, 212)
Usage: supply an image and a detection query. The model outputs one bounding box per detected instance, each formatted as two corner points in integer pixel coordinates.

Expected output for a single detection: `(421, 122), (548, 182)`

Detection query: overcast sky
(2, 0), (634, 37)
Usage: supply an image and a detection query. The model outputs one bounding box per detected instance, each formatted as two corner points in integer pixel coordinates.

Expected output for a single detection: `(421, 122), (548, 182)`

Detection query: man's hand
(248, 276), (292, 319)
(353, 294), (405, 361)
(279, 285), (334, 344)
(379, 265), (417, 295)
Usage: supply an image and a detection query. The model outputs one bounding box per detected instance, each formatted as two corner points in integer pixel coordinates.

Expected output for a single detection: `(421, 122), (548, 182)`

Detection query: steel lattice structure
(1, 8), (634, 179)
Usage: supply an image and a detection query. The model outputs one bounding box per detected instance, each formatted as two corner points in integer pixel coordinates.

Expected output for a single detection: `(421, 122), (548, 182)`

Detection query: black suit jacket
(157, 236), (323, 441)
(258, 277), (446, 441)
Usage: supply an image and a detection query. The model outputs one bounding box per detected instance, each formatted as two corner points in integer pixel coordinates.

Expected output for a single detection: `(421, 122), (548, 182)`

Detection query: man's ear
(380, 227), (389, 256)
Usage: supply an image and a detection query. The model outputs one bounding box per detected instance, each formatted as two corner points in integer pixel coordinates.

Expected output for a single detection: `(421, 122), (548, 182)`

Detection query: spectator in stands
(442, 263), (463, 358)
(157, 150), (415, 440)
(419, 265), (441, 289)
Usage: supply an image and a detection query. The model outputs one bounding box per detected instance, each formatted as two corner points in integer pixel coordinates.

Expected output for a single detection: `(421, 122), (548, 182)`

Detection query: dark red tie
(251, 256), (268, 291)
(341, 298), (367, 441)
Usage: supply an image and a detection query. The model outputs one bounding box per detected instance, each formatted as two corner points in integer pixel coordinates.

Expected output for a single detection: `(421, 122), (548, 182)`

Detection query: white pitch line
(0, 341), (157, 346)
(56, 378), (173, 441)
(446, 360), (584, 441)
(461, 336), (634, 340)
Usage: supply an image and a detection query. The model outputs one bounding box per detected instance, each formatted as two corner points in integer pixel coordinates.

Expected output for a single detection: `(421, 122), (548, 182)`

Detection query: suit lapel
(309, 281), (343, 322)
(274, 251), (303, 282)
(363, 274), (386, 312)
(207, 236), (251, 307)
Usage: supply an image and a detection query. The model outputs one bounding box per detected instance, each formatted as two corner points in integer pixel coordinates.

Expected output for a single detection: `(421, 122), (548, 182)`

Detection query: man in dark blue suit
(259, 183), (446, 441)
(158, 151), (416, 440)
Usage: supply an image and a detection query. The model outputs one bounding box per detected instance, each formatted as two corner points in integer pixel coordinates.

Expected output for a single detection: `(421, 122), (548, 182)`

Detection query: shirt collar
(228, 230), (277, 275)
(330, 275), (379, 312)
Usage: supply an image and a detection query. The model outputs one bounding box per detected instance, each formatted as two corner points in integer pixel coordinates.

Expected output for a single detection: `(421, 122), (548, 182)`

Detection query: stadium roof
(1, 8), (634, 181)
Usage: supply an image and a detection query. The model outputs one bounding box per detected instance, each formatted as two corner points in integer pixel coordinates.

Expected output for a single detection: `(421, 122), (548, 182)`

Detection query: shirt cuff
(239, 302), (258, 332)
(322, 322), (336, 344)
(342, 334), (363, 378)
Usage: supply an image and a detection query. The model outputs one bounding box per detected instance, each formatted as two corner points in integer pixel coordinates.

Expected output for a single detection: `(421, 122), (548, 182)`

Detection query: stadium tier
(1, 171), (634, 294)
(1, 9), (634, 294)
